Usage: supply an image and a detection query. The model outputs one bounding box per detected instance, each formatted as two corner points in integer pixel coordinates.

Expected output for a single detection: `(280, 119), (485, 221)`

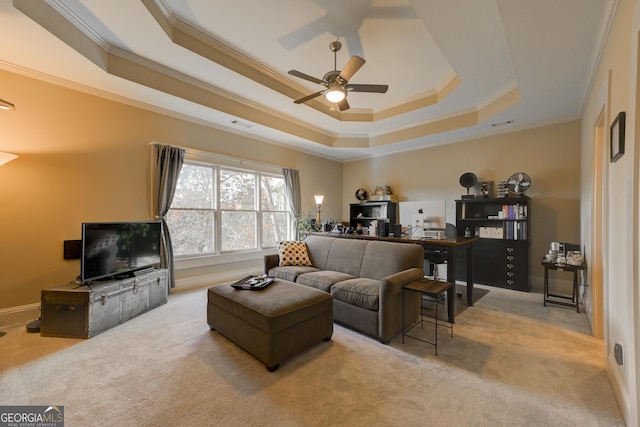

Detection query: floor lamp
(0, 152), (18, 166)
(314, 194), (324, 229)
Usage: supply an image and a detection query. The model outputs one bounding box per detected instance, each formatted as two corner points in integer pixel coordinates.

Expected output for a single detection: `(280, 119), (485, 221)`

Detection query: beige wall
(0, 69), (581, 304)
(0, 69), (342, 309)
(343, 120), (582, 286)
(579, 0), (639, 423)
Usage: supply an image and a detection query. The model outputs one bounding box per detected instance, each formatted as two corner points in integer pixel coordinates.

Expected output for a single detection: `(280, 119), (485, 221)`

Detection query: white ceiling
(0, 0), (613, 161)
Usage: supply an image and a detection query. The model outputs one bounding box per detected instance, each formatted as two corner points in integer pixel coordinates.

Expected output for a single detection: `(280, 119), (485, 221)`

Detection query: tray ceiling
(1, 0), (613, 160)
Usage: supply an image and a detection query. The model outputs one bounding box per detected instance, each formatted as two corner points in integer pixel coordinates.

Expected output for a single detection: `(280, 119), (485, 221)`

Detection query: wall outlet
(614, 343), (623, 366)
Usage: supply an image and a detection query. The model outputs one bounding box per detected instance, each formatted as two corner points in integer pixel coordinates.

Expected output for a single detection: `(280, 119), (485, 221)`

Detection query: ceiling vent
(231, 119), (253, 129)
(490, 120), (514, 127)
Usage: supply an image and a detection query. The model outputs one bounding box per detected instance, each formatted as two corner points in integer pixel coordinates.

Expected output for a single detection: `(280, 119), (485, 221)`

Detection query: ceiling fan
(288, 41), (388, 111)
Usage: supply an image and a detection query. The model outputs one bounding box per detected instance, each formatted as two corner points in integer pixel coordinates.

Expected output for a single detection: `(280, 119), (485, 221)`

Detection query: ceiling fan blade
(288, 70), (325, 85)
(347, 84), (389, 93)
(293, 90), (325, 104)
(338, 56), (365, 82)
(337, 98), (350, 111)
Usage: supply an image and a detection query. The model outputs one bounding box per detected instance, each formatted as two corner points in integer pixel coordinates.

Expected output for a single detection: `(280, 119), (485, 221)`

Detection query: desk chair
(424, 223), (457, 280)
(424, 250), (446, 280)
(423, 224), (461, 306)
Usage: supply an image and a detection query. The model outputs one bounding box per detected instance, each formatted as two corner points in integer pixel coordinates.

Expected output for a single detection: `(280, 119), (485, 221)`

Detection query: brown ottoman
(207, 279), (333, 372)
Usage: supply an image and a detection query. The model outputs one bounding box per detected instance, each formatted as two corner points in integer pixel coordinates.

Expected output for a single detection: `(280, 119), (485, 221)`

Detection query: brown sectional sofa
(264, 234), (424, 343)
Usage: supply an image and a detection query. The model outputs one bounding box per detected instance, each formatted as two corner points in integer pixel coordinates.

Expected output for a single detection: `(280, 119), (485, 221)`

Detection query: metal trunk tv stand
(41, 268), (168, 338)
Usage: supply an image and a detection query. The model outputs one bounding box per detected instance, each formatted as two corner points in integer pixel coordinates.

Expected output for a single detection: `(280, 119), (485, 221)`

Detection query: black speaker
(393, 224), (402, 237)
(377, 221), (389, 237)
(63, 240), (82, 259)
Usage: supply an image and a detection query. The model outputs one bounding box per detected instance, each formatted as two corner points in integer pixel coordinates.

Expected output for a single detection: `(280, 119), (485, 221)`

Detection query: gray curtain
(283, 168), (301, 240)
(153, 144), (185, 290)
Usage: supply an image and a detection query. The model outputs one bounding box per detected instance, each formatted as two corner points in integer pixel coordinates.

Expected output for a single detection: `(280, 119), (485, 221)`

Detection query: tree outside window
(261, 175), (288, 247)
(167, 160), (291, 257)
(166, 163), (214, 256)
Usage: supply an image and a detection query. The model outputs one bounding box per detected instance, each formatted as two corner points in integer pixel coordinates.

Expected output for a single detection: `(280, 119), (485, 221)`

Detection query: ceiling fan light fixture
(325, 86), (346, 103)
(290, 41), (386, 111)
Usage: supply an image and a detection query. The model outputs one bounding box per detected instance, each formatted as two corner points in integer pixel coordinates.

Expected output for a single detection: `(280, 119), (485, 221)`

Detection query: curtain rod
(150, 142), (298, 171)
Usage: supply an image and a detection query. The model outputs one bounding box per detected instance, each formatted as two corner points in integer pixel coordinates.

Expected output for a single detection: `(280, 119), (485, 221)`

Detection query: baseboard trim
(173, 268), (262, 293)
(0, 303), (40, 325)
(0, 270), (265, 314)
(0, 302), (40, 316)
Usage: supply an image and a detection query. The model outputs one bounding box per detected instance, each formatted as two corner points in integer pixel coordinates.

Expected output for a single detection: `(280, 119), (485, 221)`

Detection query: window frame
(167, 150), (292, 269)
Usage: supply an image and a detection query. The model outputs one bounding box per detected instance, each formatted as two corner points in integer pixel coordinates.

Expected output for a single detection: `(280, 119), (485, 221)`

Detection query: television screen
(81, 221), (162, 283)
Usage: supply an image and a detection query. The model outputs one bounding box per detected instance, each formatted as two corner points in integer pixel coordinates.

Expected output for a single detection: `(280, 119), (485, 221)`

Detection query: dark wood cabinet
(456, 197), (531, 291)
(349, 201), (397, 230)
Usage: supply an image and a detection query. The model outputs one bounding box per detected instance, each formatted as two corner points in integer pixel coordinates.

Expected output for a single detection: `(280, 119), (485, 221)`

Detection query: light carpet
(0, 284), (624, 426)
(421, 284), (490, 321)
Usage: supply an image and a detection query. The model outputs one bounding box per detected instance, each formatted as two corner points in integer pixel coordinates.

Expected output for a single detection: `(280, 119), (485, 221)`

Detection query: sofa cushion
(359, 241), (424, 280)
(296, 270), (356, 293)
(278, 241), (312, 266)
(268, 265), (319, 282)
(324, 238), (369, 277)
(331, 278), (380, 311)
(301, 235), (335, 270)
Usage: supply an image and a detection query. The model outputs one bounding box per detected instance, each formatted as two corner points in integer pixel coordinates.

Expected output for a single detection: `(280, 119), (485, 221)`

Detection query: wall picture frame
(610, 111), (626, 162)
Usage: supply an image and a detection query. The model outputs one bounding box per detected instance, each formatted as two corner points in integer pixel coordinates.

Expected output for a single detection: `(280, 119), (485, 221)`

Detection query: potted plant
(295, 210), (317, 240)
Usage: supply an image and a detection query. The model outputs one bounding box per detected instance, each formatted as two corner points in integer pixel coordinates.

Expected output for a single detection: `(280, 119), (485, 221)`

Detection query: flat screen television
(81, 221), (162, 283)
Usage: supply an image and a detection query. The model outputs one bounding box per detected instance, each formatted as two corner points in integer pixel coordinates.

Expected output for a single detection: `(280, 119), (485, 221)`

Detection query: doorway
(589, 107), (605, 338)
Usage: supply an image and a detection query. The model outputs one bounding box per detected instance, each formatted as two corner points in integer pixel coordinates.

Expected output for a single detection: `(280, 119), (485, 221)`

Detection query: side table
(541, 259), (587, 312)
(402, 278), (454, 355)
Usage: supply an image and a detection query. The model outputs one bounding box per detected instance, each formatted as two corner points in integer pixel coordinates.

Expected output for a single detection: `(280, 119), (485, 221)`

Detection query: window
(166, 163), (215, 256)
(261, 174), (289, 247)
(166, 157), (292, 258)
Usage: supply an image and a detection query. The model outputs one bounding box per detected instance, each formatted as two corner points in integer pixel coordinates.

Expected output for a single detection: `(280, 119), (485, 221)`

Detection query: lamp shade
(325, 87), (345, 103)
(0, 98), (15, 110)
(0, 152), (18, 166)
(314, 194), (324, 205)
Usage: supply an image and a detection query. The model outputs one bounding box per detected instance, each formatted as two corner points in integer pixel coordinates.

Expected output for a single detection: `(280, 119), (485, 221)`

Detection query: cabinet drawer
(503, 242), (528, 254)
(455, 239), (530, 291)
(504, 255), (528, 272)
(502, 275), (529, 291)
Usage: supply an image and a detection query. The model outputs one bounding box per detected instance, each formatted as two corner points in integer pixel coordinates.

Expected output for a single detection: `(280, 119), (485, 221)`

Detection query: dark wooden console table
(309, 232), (478, 324)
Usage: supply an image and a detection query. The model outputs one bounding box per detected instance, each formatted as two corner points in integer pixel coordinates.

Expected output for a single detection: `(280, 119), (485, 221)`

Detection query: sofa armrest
(379, 268), (424, 297)
(378, 267), (424, 343)
(264, 254), (279, 274)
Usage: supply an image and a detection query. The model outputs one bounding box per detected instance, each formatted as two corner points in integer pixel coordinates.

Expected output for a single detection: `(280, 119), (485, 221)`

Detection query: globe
(355, 188), (368, 201)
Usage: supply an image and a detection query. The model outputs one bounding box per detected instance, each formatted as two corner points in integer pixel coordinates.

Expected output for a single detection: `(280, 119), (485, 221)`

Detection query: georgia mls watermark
(0, 406), (64, 427)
